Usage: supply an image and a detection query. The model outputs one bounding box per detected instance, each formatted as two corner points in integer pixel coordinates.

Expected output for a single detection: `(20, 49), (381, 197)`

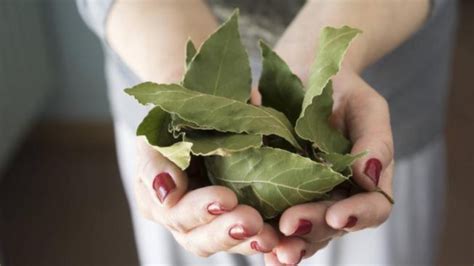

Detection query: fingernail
(207, 202), (228, 215)
(229, 225), (253, 240)
(291, 219), (313, 236)
(250, 241), (268, 253)
(344, 216), (358, 229)
(364, 158), (382, 185)
(152, 172), (176, 203)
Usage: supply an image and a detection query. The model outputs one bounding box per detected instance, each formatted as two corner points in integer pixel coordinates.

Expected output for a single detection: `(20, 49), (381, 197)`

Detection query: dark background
(1, 1), (473, 265)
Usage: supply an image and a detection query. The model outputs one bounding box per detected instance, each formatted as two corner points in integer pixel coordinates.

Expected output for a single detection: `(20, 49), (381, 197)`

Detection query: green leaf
(303, 26), (362, 109)
(137, 107), (192, 170)
(148, 141), (193, 170)
(296, 81), (351, 154)
(185, 131), (262, 156)
(183, 10), (251, 102)
(295, 26), (361, 154)
(185, 39), (197, 67)
(320, 150), (367, 173)
(125, 82), (303, 150)
(137, 106), (174, 146)
(205, 147), (348, 219)
(258, 41), (305, 125)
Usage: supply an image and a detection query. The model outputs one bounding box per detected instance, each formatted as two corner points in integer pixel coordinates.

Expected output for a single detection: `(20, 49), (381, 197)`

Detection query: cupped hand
(134, 136), (279, 257)
(264, 69), (395, 265)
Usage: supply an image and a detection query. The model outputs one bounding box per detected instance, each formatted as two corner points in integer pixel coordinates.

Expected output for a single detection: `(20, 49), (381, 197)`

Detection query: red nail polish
(229, 225), (252, 240)
(250, 241), (267, 253)
(364, 158), (382, 185)
(344, 216), (358, 228)
(292, 219), (313, 236)
(207, 202), (227, 215)
(152, 172), (176, 203)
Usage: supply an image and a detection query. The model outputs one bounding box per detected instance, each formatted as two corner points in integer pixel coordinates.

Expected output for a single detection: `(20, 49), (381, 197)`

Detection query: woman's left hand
(263, 68), (395, 265)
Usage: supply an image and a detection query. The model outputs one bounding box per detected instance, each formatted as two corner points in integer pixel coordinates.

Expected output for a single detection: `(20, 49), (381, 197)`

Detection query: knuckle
(197, 209), (211, 225)
(218, 186), (239, 203)
(207, 186), (238, 207)
(239, 205), (262, 220)
(369, 90), (389, 111)
(194, 249), (212, 258)
(137, 206), (153, 221)
(174, 234), (211, 257)
(317, 240), (330, 250)
(377, 96), (389, 111)
(369, 196), (393, 227)
(186, 245), (212, 258)
(167, 218), (188, 234)
(379, 202), (393, 224)
(378, 138), (394, 163)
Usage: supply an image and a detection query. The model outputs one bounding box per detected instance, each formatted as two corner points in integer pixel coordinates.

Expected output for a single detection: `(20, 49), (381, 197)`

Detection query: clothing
(114, 119), (445, 265)
(77, 0), (457, 159)
(76, 0), (456, 264)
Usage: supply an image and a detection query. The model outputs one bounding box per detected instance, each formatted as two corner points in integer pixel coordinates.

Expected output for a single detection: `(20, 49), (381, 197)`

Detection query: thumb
(344, 80), (394, 194)
(136, 136), (189, 208)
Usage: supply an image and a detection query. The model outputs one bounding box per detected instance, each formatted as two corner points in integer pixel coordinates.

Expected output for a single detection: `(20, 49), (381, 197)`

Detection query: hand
(264, 69), (394, 265)
(134, 136), (279, 257)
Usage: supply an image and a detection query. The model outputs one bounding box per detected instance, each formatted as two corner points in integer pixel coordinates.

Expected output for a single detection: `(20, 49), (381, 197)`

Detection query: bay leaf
(258, 41), (304, 125)
(320, 150), (367, 173)
(125, 82), (303, 150)
(137, 107), (192, 170)
(296, 81), (351, 154)
(185, 39), (197, 67)
(185, 131), (262, 156)
(205, 147), (348, 219)
(302, 26), (362, 110)
(295, 26), (361, 154)
(183, 10), (251, 102)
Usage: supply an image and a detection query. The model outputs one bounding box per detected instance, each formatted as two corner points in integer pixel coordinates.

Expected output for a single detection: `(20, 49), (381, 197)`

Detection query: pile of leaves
(125, 11), (367, 219)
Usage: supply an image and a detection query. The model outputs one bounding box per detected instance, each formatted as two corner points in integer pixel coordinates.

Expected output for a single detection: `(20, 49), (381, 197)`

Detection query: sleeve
(430, 0), (451, 18)
(76, 0), (115, 39)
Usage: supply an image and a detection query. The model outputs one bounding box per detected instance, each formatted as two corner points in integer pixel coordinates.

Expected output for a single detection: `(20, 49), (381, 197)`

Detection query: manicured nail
(250, 241), (268, 253)
(207, 202), (228, 215)
(152, 172), (176, 203)
(291, 219), (313, 236)
(364, 158), (382, 185)
(344, 216), (358, 228)
(229, 225), (253, 240)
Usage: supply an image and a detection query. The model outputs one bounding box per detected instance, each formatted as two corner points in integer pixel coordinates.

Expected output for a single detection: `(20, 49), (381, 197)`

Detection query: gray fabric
(76, 0), (457, 159)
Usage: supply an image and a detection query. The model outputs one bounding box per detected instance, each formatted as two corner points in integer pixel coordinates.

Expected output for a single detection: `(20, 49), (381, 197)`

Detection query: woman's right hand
(134, 136), (279, 257)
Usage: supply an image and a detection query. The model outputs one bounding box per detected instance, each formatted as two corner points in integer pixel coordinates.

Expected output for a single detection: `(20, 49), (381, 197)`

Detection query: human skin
(106, 0), (429, 264)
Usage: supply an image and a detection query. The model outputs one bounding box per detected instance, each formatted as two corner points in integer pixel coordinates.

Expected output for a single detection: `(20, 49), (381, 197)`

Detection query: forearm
(276, 0), (430, 75)
(106, 0), (217, 82)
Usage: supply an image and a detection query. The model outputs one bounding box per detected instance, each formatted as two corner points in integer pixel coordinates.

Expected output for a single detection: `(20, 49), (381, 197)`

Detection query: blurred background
(0, 0), (472, 265)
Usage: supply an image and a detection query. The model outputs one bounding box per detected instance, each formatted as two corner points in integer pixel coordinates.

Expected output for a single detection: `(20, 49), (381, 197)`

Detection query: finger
(303, 239), (330, 259)
(166, 186), (238, 233)
(184, 205), (264, 256)
(279, 201), (340, 243)
(344, 79), (394, 191)
(250, 87), (262, 105)
(136, 136), (188, 208)
(326, 162), (394, 231)
(134, 175), (155, 221)
(229, 223), (279, 255)
(264, 252), (285, 266)
(273, 237), (306, 265)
